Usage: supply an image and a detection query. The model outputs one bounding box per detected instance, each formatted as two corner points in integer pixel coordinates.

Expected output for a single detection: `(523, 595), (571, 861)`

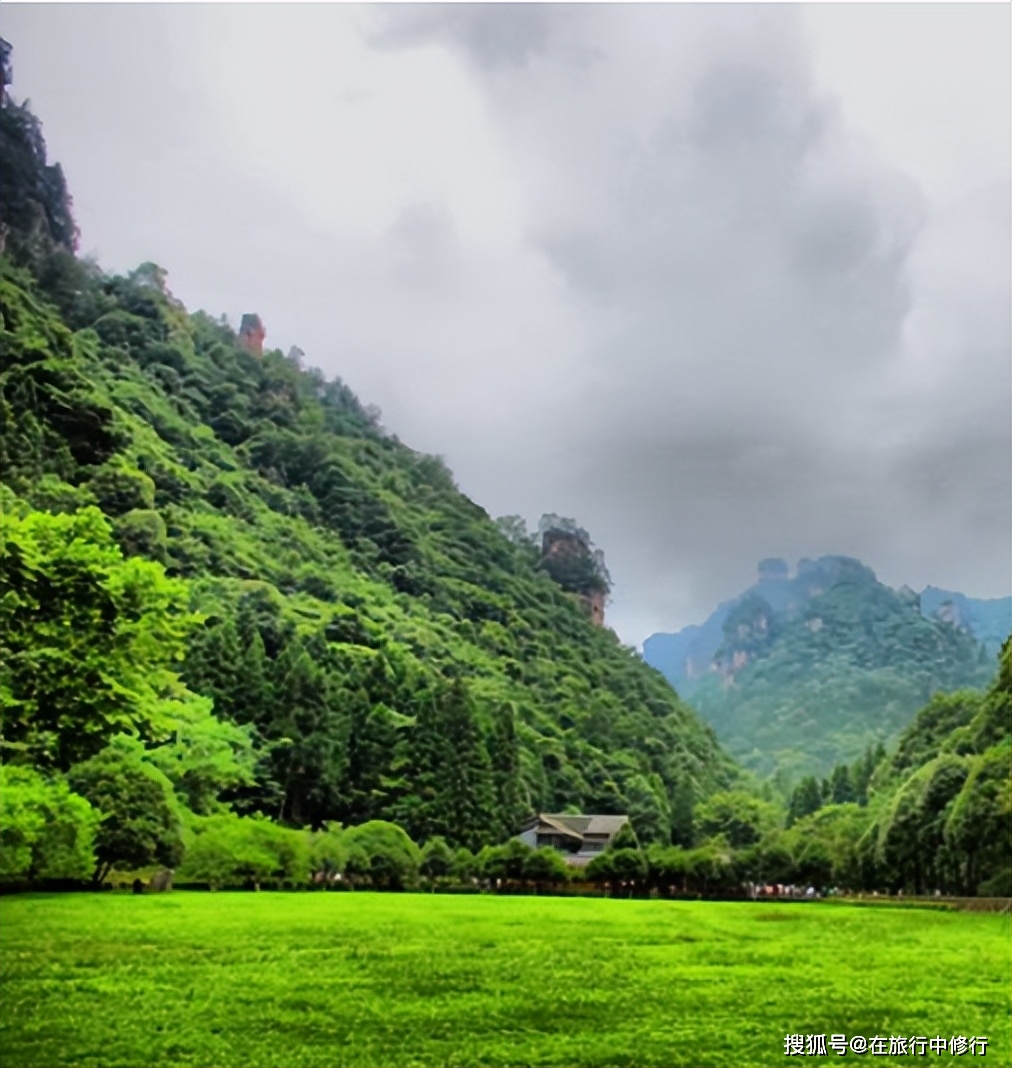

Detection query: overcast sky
(3, 2), (1009, 646)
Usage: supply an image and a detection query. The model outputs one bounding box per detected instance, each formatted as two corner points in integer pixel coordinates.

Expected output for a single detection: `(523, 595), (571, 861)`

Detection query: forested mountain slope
(853, 639), (1010, 896)
(646, 557), (994, 781)
(0, 86), (736, 849)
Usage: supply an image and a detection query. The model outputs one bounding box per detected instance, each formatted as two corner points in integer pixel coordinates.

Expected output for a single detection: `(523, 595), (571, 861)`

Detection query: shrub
(0, 765), (98, 883)
(522, 847), (571, 889)
(179, 815), (310, 890)
(341, 820), (419, 890)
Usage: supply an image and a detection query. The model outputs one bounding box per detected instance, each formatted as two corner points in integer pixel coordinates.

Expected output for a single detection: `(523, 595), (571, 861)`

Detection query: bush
(179, 815), (310, 890)
(420, 836), (454, 880)
(309, 825), (346, 878)
(0, 765), (98, 883)
(522, 847), (571, 889)
(341, 820), (419, 890)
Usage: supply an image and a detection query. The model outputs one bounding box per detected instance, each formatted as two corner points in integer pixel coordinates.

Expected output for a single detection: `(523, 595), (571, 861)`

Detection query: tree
(828, 764), (855, 805)
(0, 765), (98, 883)
(68, 739), (184, 883)
(696, 791), (776, 849)
(646, 844), (691, 895)
(400, 679), (497, 851)
(945, 744), (1011, 895)
(670, 776), (695, 848)
(340, 820), (419, 891)
(787, 776), (823, 828)
(624, 774), (671, 846)
(143, 693), (256, 815)
(608, 821), (640, 852)
(522, 847), (571, 892)
(420, 836), (454, 881)
(488, 703), (527, 841)
(269, 636), (347, 827)
(0, 506), (200, 769)
(451, 847), (476, 884)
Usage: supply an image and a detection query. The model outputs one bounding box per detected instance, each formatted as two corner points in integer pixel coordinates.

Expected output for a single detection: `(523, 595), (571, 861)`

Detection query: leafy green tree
(309, 825), (346, 880)
(522, 846), (571, 891)
(183, 620), (243, 723)
(945, 743), (1011, 895)
(144, 694), (256, 815)
(828, 764), (855, 805)
(114, 509), (168, 563)
(624, 773), (671, 846)
(488, 703), (528, 840)
(451, 847), (476, 883)
(269, 636), (346, 827)
(683, 841), (735, 895)
(420, 836), (454, 881)
(87, 463), (155, 517)
(608, 821), (640, 852)
(0, 765), (98, 882)
(68, 739), (184, 883)
(794, 840), (833, 888)
(400, 679), (497, 851)
(1, 506), (199, 769)
(696, 791), (776, 849)
(646, 844), (691, 895)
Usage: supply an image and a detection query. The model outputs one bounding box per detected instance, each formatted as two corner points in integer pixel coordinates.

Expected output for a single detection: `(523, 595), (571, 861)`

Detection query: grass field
(1, 892), (1008, 1067)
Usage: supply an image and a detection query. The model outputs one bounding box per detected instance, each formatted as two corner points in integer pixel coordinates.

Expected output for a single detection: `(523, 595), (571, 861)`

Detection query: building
(517, 813), (629, 866)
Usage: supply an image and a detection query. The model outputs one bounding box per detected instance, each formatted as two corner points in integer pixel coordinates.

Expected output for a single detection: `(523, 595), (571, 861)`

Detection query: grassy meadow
(1, 893), (1008, 1068)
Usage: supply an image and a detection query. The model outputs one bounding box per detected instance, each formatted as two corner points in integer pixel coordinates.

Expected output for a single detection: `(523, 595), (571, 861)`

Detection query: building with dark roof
(517, 813), (629, 866)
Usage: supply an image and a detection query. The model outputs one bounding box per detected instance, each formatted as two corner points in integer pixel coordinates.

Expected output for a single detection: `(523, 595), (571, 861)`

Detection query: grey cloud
(369, 4), (573, 70)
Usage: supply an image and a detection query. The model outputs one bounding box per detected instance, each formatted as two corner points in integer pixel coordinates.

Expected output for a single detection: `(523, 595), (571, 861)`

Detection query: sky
(2, 2), (1009, 647)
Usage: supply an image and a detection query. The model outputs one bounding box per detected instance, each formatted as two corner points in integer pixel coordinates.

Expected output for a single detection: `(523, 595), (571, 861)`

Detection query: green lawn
(1, 892), (1007, 1067)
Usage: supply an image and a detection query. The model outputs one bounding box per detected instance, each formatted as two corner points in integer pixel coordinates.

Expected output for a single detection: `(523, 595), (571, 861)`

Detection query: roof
(531, 814), (584, 841)
(527, 813), (629, 839)
(545, 814), (628, 836)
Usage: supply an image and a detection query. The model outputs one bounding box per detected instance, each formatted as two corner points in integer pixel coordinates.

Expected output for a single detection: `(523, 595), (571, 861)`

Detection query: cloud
(4, 3), (1006, 646)
(371, 3), (1008, 643)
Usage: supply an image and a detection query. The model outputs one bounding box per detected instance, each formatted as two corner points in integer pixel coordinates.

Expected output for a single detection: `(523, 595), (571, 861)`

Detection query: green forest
(1, 66), (1009, 901)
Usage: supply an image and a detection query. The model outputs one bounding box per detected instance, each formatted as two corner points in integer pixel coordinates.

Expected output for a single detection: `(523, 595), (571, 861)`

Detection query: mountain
(918, 587), (1011, 659)
(644, 557), (997, 781)
(0, 78), (736, 852)
(645, 559), (1009, 696)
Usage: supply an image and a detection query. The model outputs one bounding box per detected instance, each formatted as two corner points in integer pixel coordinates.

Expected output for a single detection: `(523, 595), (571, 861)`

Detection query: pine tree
(489, 702), (526, 841)
(787, 776), (823, 827)
(670, 776), (695, 848)
(829, 763), (855, 804)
